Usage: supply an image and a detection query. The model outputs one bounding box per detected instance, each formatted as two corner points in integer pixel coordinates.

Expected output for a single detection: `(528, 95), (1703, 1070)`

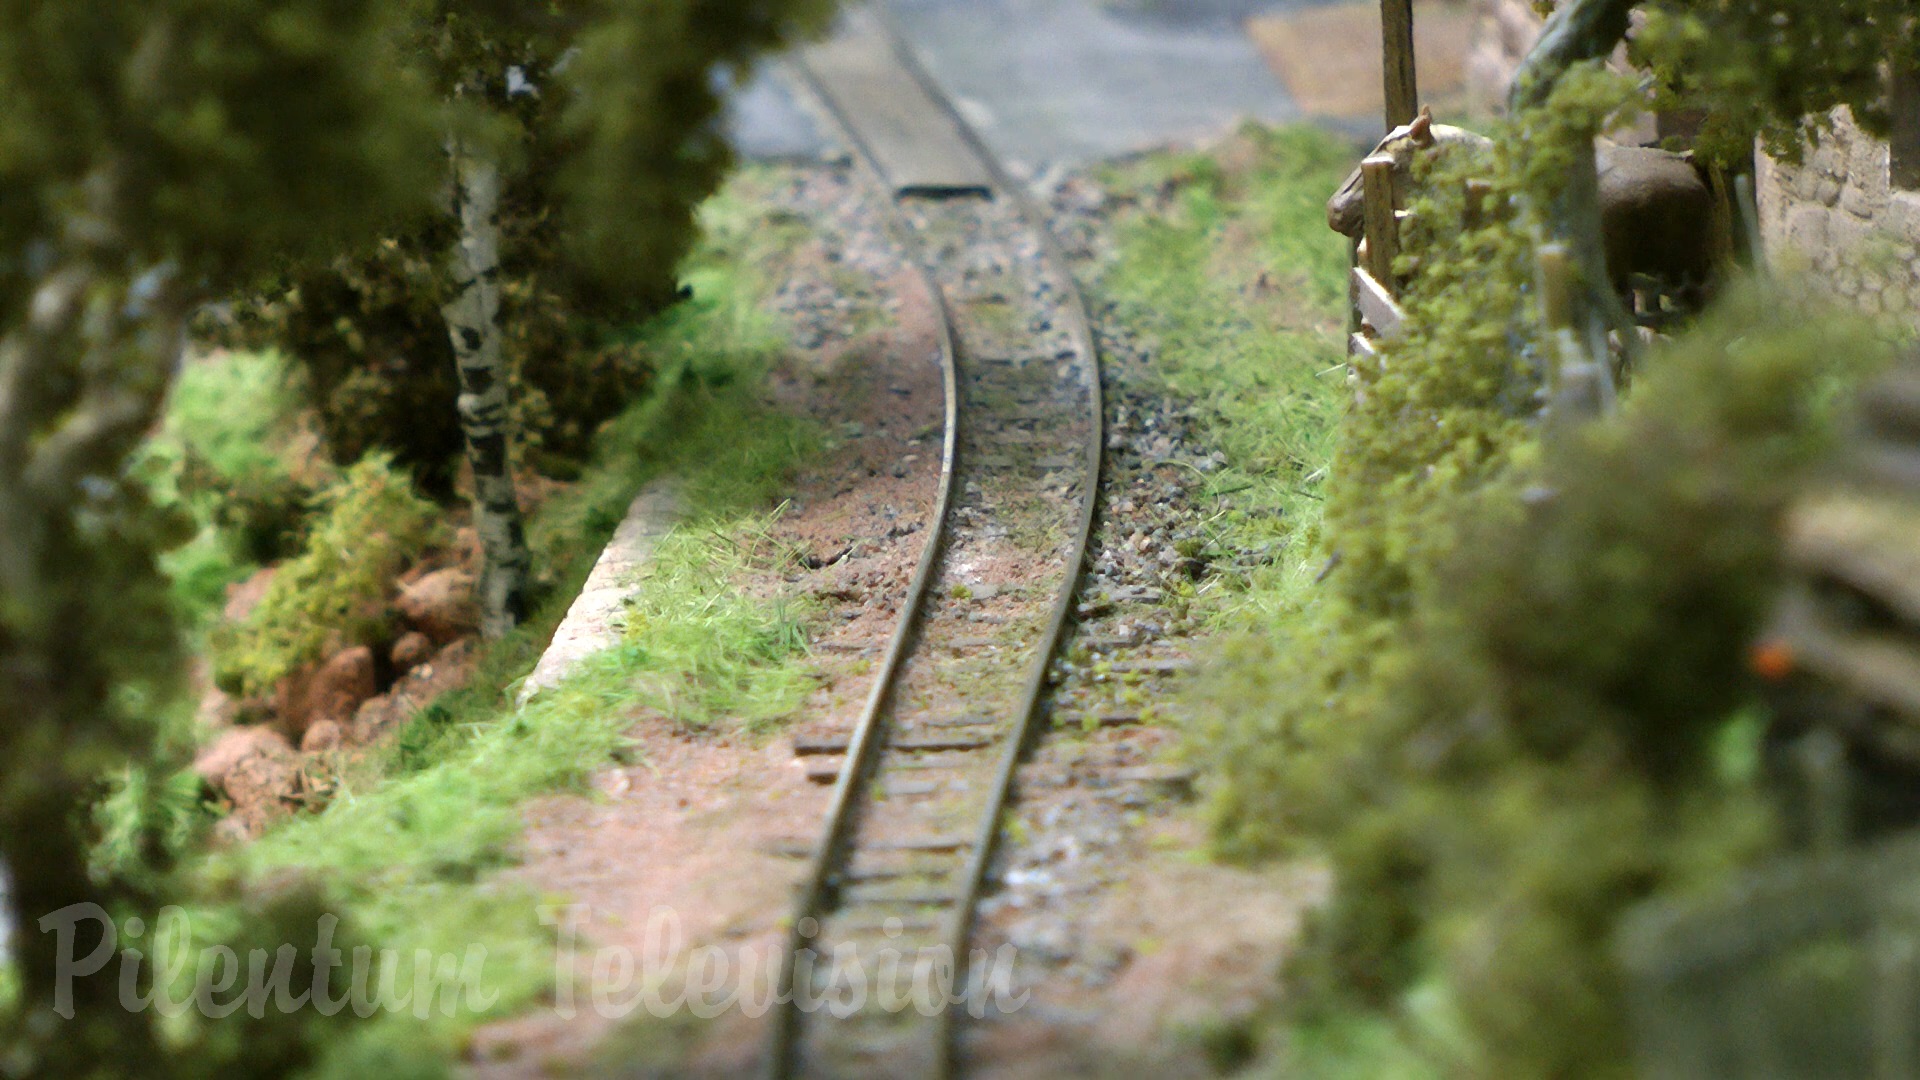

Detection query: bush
(1201, 278), (1891, 1073)
(226, 214), (653, 495)
(138, 349), (319, 626)
(210, 456), (444, 698)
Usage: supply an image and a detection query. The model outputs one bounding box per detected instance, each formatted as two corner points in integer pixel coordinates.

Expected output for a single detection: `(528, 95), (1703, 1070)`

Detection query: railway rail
(770, 9), (1104, 1077)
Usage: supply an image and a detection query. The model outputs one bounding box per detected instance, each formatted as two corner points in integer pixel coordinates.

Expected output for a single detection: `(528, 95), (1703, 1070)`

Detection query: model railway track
(771, 10), (1104, 1078)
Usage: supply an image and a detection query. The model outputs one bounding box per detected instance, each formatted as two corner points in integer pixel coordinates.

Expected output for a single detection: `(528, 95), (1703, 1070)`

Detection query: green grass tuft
(1095, 123), (1355, 634)
(189, 166), (825, 1072)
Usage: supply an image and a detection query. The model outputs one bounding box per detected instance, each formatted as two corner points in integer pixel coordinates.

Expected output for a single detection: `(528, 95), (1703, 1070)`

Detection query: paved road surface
(730, 0), (1342, 169)
(884, 0), (1307, 169)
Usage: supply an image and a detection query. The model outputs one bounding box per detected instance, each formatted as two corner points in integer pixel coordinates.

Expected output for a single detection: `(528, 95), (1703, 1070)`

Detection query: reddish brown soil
(468, 263), (950, 1077)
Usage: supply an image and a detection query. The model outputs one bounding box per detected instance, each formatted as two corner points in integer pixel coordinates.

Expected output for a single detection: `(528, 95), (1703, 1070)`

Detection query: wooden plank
(1349, 332), (1378, 360)
(1536, 243), (1576, 330)
(1380, 0), (1419, 129)
(797, 7), (993, 197)
(1360, 154), (1399, 289)
(1352, 267), (1405, 338)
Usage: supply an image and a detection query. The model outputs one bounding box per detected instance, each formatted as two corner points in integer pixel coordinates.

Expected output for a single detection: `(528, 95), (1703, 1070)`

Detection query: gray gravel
(971, 169), (1233, 1000)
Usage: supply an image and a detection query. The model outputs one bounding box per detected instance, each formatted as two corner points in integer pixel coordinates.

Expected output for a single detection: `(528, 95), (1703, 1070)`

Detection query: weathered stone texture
(516, 479), (682, 705)
(1759, 107), (1920, 324)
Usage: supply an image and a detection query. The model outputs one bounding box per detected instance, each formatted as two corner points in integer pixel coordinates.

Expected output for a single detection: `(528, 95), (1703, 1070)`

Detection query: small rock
(301, 719), (344, 753)
(391, 631), (435, 675)
(397, 567), (480, 643)
(297, 645), (378, 732)
(352, 694), (394, 744)
(193, 726), (293, 792)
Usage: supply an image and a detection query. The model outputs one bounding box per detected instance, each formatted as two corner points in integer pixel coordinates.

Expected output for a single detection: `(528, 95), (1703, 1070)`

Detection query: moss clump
(210, 456), (443, 698)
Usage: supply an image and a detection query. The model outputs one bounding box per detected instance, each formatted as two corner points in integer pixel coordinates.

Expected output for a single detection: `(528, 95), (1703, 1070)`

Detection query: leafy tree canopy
(0, 0), (446, 292)
(1531, 0), (1920, 164)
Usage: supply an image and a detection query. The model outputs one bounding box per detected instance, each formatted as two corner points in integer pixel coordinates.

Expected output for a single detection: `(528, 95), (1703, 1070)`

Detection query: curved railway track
(772, 11), (1104, 1078)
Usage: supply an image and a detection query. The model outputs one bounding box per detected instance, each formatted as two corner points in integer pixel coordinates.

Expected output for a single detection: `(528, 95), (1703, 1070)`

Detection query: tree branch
(0, 268), (93, 476)
(1507, 0), (1639, 114)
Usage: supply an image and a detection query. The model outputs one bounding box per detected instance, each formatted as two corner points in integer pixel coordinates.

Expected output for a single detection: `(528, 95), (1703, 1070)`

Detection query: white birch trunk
(442, 139), (530, 637)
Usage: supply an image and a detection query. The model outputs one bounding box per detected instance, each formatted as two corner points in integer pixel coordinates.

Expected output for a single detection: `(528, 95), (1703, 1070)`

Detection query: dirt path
(468, 163), (949, 1076)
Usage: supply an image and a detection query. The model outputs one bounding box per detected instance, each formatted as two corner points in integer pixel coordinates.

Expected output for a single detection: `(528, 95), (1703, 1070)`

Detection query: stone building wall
(1757, 108), (1920, 322)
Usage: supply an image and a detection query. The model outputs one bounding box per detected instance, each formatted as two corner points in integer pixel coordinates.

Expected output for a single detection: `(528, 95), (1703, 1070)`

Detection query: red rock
(193, 726), (293, 792)
(301, 719), (344, 753)
(296, 645), (378, 732)
(352, 694), (393, 744)
(397, 567), (480, 643)
(391, 630), (435, 674)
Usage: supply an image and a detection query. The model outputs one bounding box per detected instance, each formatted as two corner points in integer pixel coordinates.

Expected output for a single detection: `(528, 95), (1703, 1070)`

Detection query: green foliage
(0, 0), (444, 287)
(1632, 0), (1920, 165)
(227, 0), (834, 484)
(138, 349), (318, 627)
(223, 168), (656, 492)
(1199, 277), (1891, 1073)
(210, 456), (442, 698)
(554, 0), (836, 303)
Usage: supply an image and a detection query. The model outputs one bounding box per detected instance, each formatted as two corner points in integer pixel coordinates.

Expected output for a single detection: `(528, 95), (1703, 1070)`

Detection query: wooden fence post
(1462, 178), (1493, 231)
(1381, 0), (1418, 129)
(1360, 154), (1399, 290)
(1347, 233), (1364, 338)
(1538, 243), (1613, 424)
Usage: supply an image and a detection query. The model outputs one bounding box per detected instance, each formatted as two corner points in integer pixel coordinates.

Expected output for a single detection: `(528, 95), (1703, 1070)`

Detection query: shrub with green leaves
(1177, 83), (1895, 1072)
(1201, 279), (1892, 1072)
(211, 456), (443, 698)
(138, 349), (319, 626)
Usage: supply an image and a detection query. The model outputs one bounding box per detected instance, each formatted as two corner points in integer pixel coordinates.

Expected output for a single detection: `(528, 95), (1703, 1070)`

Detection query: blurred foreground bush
(1198, 276), (1894, 1072)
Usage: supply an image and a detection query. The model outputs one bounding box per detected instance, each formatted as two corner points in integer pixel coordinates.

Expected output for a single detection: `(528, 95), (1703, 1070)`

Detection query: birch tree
(408, 0), (838, 635)
(443, 139), (531, 635)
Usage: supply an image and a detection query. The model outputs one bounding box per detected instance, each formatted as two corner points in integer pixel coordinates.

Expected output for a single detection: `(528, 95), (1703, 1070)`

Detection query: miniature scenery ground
(464, 132), (1336, 1074)
(39, 5), (1385, 1074)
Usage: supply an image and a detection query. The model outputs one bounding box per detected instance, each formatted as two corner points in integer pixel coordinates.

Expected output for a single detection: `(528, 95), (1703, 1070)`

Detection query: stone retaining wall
(1757, 108), (1920, 322)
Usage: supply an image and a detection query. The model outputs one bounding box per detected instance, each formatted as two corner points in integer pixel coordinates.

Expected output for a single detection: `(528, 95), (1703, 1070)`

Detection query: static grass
(1093, 124), (1355, 631)
(159, 167), (827, 1072)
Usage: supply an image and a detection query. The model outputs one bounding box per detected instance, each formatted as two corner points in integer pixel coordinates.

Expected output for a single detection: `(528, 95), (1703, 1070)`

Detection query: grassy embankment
(1098, 107), (1898, 1076)
(1092, 124), (1355, 628)
(101, 167), (832, 1074)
